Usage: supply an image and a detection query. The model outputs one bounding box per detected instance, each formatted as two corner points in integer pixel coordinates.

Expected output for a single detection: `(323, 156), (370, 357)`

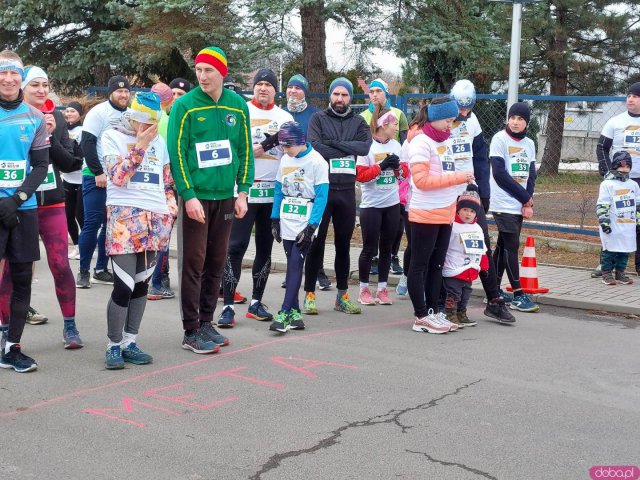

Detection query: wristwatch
(16, 191), (28, 202)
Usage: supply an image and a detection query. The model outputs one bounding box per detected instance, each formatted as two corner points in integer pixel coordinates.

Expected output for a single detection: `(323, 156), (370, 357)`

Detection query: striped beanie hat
(457, 184), (481, 214)
(287, 74), (309, 96)
(194, 47), (228, 77)
(329, 77), (353, 98)
(129, 92), (161, 124)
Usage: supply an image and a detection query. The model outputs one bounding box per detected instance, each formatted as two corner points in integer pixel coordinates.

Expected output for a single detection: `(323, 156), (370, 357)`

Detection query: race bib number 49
(196, 140), (232, 168)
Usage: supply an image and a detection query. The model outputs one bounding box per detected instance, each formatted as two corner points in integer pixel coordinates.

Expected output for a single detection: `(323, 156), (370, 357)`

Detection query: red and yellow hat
(194, 47), (228, 77)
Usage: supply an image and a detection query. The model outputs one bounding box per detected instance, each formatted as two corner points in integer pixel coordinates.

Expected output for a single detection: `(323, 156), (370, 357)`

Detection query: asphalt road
(0, 260), (638, 480)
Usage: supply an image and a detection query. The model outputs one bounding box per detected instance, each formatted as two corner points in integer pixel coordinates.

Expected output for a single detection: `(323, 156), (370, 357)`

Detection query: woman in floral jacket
(101, 92), (177, 369)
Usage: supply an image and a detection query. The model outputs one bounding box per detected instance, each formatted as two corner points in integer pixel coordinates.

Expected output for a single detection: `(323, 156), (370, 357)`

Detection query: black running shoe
(390, 255), (403, 275)
(484, 299), (516, 323)
(0, 344), (37, 373)
(317, 269), (332, 290)
(246, 301), (273, 321)
(93, 270), (114, 285)
(199, 322), (230, 346)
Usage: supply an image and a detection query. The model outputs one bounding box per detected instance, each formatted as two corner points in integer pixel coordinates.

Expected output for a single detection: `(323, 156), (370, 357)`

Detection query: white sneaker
(412, 312), (449, 334)
(68, 246), (80, 260)
(435, 311), (458, 331)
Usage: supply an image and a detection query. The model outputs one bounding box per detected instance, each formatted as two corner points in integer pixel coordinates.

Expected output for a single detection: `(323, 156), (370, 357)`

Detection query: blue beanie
(428, 99), (459, 122)
(329, 77), (353, 98)
(278, 121), (306, 146)
(287, 74), (309, 96)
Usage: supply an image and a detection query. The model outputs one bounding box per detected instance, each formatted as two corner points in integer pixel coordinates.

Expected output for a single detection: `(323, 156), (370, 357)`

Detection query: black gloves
(271, 219), (281, 243)
(260, 132), (280, 152)
(600, 222), (612, 234)
(295, 224), (318, 253)
(0, 194), (22, 229)
(379, 153), (400, 171)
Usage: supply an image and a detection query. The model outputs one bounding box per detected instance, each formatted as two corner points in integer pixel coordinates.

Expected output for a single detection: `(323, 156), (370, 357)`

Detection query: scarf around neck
(287, 96), (307, 113)
(0, 89), (24, 111)
(422, 122), (450, 143)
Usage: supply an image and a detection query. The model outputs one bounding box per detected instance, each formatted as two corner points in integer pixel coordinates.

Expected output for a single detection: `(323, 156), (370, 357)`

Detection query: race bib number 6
(196, 140), (232, 168)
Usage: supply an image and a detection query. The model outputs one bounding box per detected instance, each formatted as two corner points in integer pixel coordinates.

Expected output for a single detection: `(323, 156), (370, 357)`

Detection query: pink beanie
(151, 82), (173, 103)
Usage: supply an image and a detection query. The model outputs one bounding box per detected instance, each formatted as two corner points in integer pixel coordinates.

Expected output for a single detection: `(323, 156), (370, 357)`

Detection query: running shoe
(391, 255), (403, 275)
(412, 313), (449, 334)
(217, 306), (236, 328)
(246, 301), (273, 321)
(288, 308), (305, 330)
(199, 322), (230, 346)
(456, 310), (477, 327)
(68, 245), (80, 260)
(0, 344), (38, 373)
(484, 299), (516, 323)
(317, 269), (332, 290)
(334, 292), (362, 314)
(26, 306), (48, 325)
(396, 275), (408, 296)
(182, 329), (220, 354)
(234, 291), (247, 304)
(370, 257), (379, 275)
(269, 310), (290, 333)
(510, 293), (540, 312)
(63, 323), (84, 349)
(281, 280), (287, 288)
(104, 345), (124, 370)
(93, 270), (114, 285)
(375, 287), (393, 305)
(435, 311), (458, 331)
(147, 285), (175, 300)
(591, 264), (603, 278)
(303, 292), (318, 315)
(358, 287), (376, 306)
(0, 326), (6, 353)
(444, 310), (459, 324)
(601, 271), (616, 285)
(615, 270), (634, 285)
(122, 343), (153, 364)
(485, 289), (514, 304)
(161, 272), (171, 290)
(76, 270), (91, 289)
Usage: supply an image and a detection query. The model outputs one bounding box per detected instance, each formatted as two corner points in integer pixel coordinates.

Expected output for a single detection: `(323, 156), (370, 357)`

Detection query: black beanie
(253, 68), (278, 92)
(628, 82), (640, 96)
(169, 77), (191, 93)
(508, 102), (531, 124)
(66, 101), (84, 116)
(108, 75), (130, 95)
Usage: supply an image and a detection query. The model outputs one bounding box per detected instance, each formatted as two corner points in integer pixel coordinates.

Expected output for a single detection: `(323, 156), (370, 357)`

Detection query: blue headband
(428, 100), (459, 122)
(0, 58), (24, 77)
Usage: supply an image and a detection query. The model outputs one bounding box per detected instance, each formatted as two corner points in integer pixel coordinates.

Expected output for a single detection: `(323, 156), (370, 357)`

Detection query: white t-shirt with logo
(357, 138), (401, 209)
(276, 148), (329, 240)
(597, 177), (640, 252)
(449, 113), (482, 195)
(102, 129), (170, 215)
(601, 112), (640, 177)
(81, 101), (127, 175)
(64, 124), (83, 184)
(489, 130), (536, 215)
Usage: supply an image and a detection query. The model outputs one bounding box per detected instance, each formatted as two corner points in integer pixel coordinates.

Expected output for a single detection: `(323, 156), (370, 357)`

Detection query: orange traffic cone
(506, 236), (549, 294)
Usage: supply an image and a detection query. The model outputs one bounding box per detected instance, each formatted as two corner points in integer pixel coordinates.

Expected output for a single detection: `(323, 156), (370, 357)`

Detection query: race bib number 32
(196, 140), (232, 168)
(281, 197), (310, 220)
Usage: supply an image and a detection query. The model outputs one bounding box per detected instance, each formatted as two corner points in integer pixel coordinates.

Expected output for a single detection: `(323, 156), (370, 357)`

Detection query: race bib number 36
(196, 140), (232, 168)
(330, 157), (356, 175)
(0, 160), (27, 188)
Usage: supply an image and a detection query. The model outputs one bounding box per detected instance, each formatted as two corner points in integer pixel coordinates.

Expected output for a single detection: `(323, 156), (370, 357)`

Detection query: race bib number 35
(0, 160), (27, 188)
(330, 157), (356, 175)
(196, 140), (232, 168)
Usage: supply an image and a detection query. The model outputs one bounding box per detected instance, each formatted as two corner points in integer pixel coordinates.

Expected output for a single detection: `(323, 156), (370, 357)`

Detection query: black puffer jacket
(37, 109), (83, 206)
(307, 107), (372, 191)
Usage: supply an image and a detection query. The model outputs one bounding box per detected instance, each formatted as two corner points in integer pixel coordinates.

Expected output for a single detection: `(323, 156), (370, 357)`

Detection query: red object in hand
(39, 98), (56, 114)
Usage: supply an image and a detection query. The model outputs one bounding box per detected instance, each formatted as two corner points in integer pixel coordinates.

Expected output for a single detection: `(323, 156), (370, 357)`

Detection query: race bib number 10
(196, 140), (232, 168)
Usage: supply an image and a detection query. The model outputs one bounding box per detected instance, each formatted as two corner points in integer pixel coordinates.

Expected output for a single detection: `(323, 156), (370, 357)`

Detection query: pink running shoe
(358, 287), (376, 305)
(412, 313), (449, 334)
(375, 288), (393, 305)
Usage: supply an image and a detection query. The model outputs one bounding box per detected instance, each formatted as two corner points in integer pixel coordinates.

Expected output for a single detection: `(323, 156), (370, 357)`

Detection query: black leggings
(63, 180), (83, 245)
(359, 204), (400, 284)
(6, 262), (33, 344)
(223, 202), (273, 304)
(391, 206), (404, 257)
(494, 231), (522, 292)
(408, 222), (452, 318)
(475, 206), (500, 300)
(305, 188), (356, 292)
(401, 206), (411, 274)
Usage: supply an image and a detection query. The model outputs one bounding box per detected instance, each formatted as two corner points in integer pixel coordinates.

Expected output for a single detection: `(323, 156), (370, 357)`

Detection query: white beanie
(21, 66), (48, 89)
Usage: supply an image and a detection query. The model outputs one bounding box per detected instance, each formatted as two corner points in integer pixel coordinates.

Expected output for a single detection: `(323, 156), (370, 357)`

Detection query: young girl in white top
(356, 106), (402, 306)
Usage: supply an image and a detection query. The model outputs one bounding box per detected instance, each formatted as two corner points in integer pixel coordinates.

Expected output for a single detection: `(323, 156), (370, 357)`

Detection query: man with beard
(302, 77), (372, 315)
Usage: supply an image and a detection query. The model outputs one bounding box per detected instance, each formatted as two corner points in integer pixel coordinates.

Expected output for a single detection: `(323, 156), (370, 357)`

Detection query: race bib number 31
(330, 157), (356, 175)
(249, 181), (275, 203)
(0, 160), (27, 188)
(196, 140), (232, 168)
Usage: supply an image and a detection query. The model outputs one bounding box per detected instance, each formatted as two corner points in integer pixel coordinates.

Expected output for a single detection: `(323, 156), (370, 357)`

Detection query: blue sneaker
(0, 344), (37, 373)
(105, 345), (125, 370)
(122, 343), (153, 364)
(199, 322), (230, 346)
(510, 293), (539, 312)
(484, 289), (514, 305)
(63, 323), (84, 349)
(217, 306), (235, 328)
(396, 275), (408, 296)
(246, 301), (273, 321)
(182, 329), (219, 354)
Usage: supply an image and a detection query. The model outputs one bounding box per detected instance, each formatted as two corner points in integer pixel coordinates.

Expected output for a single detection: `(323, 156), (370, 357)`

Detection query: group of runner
(0, 45), (544, 373)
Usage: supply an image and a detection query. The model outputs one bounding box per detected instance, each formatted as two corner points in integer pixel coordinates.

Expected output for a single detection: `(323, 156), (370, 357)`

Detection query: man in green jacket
(167, 46), (254, 354)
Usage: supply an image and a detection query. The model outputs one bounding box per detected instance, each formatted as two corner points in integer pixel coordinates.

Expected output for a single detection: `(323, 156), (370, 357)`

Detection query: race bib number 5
(196, 140), (232, 168)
